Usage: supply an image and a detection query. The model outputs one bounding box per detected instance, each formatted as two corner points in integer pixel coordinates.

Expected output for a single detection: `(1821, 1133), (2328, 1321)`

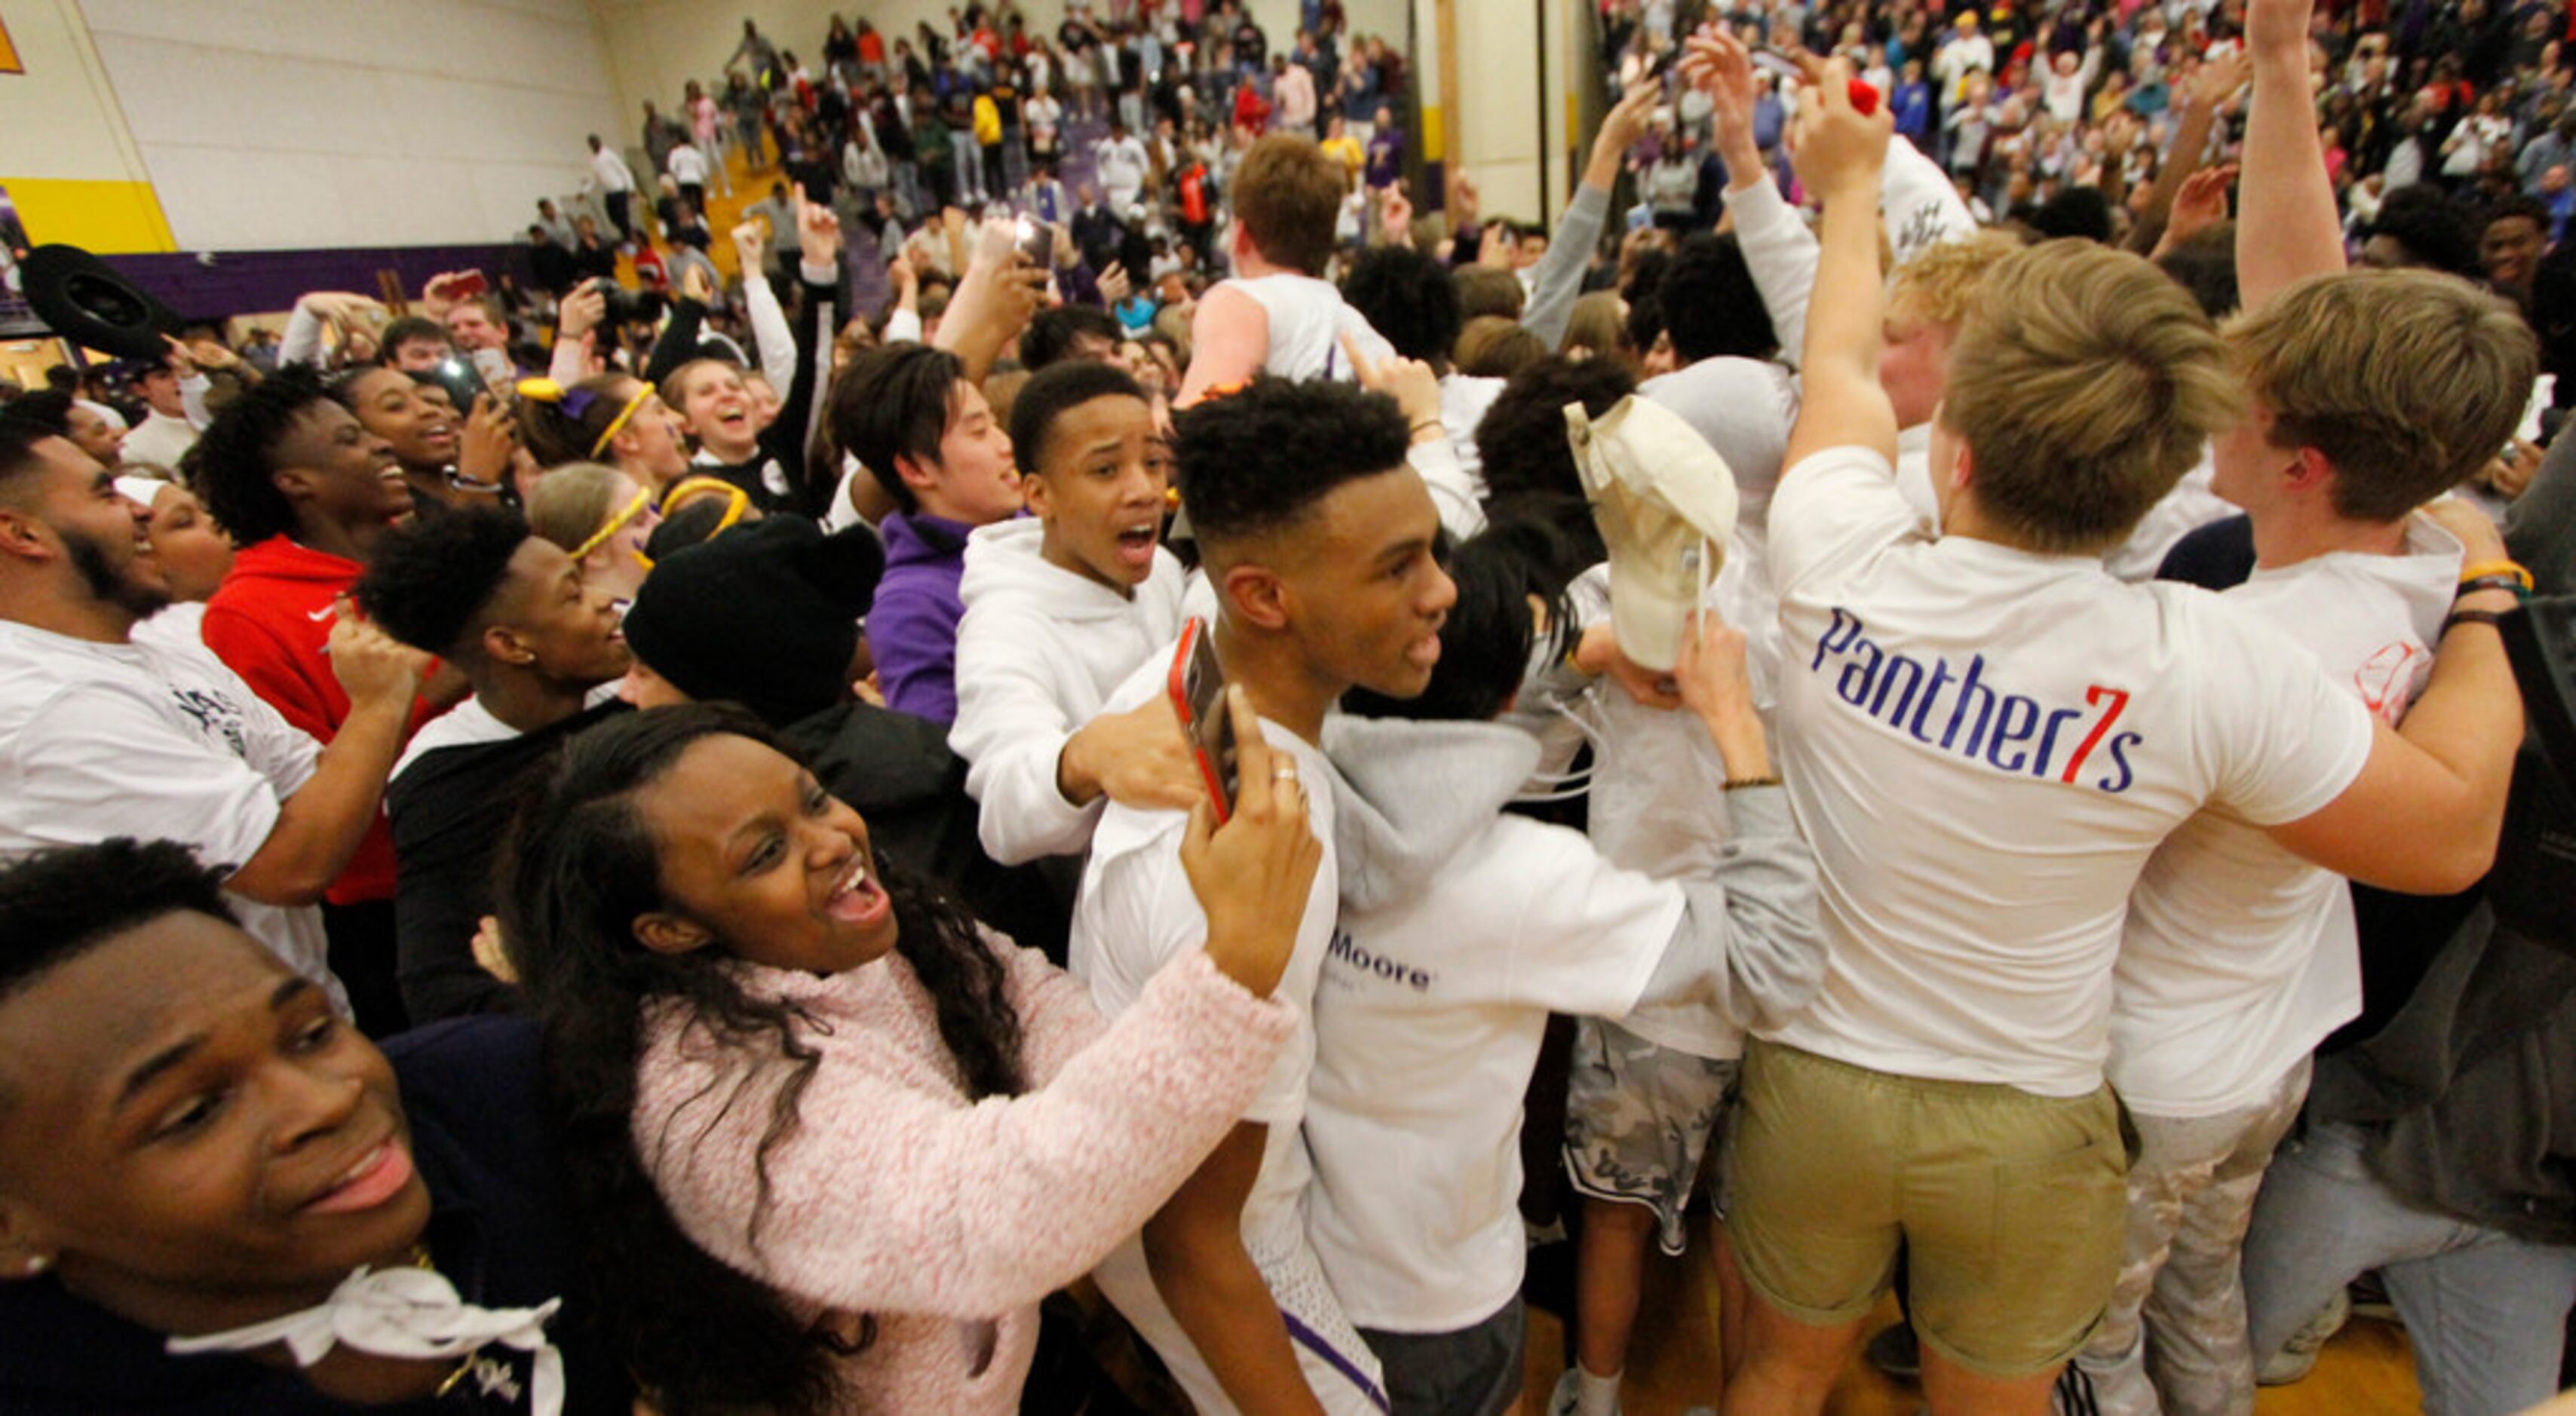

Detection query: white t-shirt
(2104, 449), (2234, 583)
(591, 146), (636, 195)
(394, 684), (621, 783)
(1306, 814), (1681, 1333)
(130, 599), (210, 660)
(1225, 272), (1396, 385)
(119, 410), (200, 474)
(1760, 447), (2376, 1096)
(0, 619), (342, 1011)
(1440, 371), (1503, 487)
(1069, 660), (1383, 1415)
(1900, 440), (2237, 585)
(2110, 516), (2459, 1116)
(1094, 135), (1151, 200)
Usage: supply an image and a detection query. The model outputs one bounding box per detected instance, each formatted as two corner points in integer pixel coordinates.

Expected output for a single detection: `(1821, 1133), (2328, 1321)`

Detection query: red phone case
(1167, 621), (1232, 823)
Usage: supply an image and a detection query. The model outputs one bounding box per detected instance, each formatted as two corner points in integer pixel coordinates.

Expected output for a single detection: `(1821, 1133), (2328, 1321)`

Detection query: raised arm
(882, 256), (925, 343)
(1782, 59), (1899, 470)
(1693, 32), (1820, 363)
(547, 283), (605, 386)
(642, 949), (1290, 1319)
(279, 293), (385, 369)
(731, 222), (798, 387)
(651, 692), (1317, 1322)
(932, 214), (1049, 385)
(2238, 0), (2341, 307)
(1525, 85), (1656, 351)
(2124, 51), (2243, 255)
(764, 189), (845, 516)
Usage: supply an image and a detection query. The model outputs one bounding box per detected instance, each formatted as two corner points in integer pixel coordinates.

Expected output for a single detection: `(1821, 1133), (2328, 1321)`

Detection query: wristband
(1722, 774), (1783, 792)
(2457, 573), (2532, 602)
(2442, 608), (2511, 636)
(2459, 559), (2534, 593)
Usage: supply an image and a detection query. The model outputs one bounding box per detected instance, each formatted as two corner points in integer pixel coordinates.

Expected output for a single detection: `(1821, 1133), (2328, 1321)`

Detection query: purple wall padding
(98, 244), (537, 323)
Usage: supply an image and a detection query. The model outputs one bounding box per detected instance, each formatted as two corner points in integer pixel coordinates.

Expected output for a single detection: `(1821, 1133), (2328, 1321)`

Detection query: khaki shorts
(1725, 1039), (2127, 1380)
(1562, 1016), (1737, 1256)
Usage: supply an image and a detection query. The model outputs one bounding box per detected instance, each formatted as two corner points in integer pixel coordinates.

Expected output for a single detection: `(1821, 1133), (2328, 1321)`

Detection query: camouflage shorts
(1562, 1015), (1739, 1256)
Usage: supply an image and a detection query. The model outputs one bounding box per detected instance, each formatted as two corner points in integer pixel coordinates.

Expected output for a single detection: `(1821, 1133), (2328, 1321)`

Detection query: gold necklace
(406, 1242), (480, 1401)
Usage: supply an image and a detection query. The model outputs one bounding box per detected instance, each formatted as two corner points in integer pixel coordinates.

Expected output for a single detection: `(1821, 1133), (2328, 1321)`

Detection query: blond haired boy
(2072, 1), (2538, 1409)
(1719, 49), (2523, 1416)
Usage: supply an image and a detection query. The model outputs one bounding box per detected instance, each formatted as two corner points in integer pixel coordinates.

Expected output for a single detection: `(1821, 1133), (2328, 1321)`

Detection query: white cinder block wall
(78, 0), (624, 250)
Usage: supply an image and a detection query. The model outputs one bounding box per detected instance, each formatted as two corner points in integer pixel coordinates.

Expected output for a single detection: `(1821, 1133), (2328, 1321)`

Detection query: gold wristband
(2459, 559), (2534, 593)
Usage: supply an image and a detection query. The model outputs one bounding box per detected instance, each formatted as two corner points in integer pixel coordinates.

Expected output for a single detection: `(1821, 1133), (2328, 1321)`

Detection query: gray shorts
(1359, 1295), (1526, 1416)
(1562, 1015), (1738, 1255)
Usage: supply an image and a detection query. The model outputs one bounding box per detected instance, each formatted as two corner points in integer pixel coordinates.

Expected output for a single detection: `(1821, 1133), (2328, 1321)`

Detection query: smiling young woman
(501, 697), (1322, 1414)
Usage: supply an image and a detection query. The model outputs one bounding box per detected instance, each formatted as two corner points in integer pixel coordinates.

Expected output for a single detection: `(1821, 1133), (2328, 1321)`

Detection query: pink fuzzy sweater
(633, 937), (1294, 1413)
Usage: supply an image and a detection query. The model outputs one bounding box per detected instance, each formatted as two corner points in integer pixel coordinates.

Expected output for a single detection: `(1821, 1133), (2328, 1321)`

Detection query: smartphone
(1016, 215), (1056, 268)
(1751, 48), (1804, 81)
(423, 357), (485, 418)
(469, 346), (514, 392)
(1167, 618), (1238, 823)
(1757, 46), (1881, 114)
(2516, 373), (2556, 447)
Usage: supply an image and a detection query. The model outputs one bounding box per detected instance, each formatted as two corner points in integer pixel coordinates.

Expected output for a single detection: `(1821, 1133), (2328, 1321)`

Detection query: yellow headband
(638, 477), (752, 570)
(569, 486), (653, 562)
(519, 377), (655, 461)
(587, 385), (654, 460)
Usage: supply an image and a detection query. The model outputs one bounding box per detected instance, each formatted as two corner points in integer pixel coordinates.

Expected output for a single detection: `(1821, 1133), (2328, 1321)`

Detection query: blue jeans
(949, 130), (985, 202)
(2242, 1118), (2576, 1416)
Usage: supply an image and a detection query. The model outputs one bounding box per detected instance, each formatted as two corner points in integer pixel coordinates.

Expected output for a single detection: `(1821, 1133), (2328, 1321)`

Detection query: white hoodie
(948, 517), (1190, 864)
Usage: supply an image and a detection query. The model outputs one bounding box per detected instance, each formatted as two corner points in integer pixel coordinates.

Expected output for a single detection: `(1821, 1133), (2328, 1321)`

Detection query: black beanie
(621, 516), (887, 728)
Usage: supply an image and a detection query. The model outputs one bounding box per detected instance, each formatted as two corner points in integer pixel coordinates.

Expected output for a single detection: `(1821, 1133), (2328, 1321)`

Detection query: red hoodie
(201, 536), (440, 906)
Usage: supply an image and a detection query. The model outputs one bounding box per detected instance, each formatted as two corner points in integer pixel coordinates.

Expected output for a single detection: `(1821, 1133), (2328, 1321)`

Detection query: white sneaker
(1566, 394), (1739, 673)
(2256, 1286), (2350, 1387)
(1546, 1367), (1620, 1416)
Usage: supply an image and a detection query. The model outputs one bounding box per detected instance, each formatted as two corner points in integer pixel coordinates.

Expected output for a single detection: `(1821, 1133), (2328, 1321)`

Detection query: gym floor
(1509, 1217), (2420, 1414)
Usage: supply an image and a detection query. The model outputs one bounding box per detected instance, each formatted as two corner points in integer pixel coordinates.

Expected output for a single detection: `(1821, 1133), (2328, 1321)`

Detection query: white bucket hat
(1566, 394), (1739, 673)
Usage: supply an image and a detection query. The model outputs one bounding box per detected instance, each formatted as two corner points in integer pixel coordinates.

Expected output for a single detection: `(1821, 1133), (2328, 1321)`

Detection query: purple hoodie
(870, 510), (975, 722)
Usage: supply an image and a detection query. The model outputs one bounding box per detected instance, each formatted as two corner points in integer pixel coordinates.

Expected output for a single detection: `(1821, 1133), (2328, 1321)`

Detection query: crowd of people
(0, 0), (2572, 1414)
(538, 0), (1421, 367)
